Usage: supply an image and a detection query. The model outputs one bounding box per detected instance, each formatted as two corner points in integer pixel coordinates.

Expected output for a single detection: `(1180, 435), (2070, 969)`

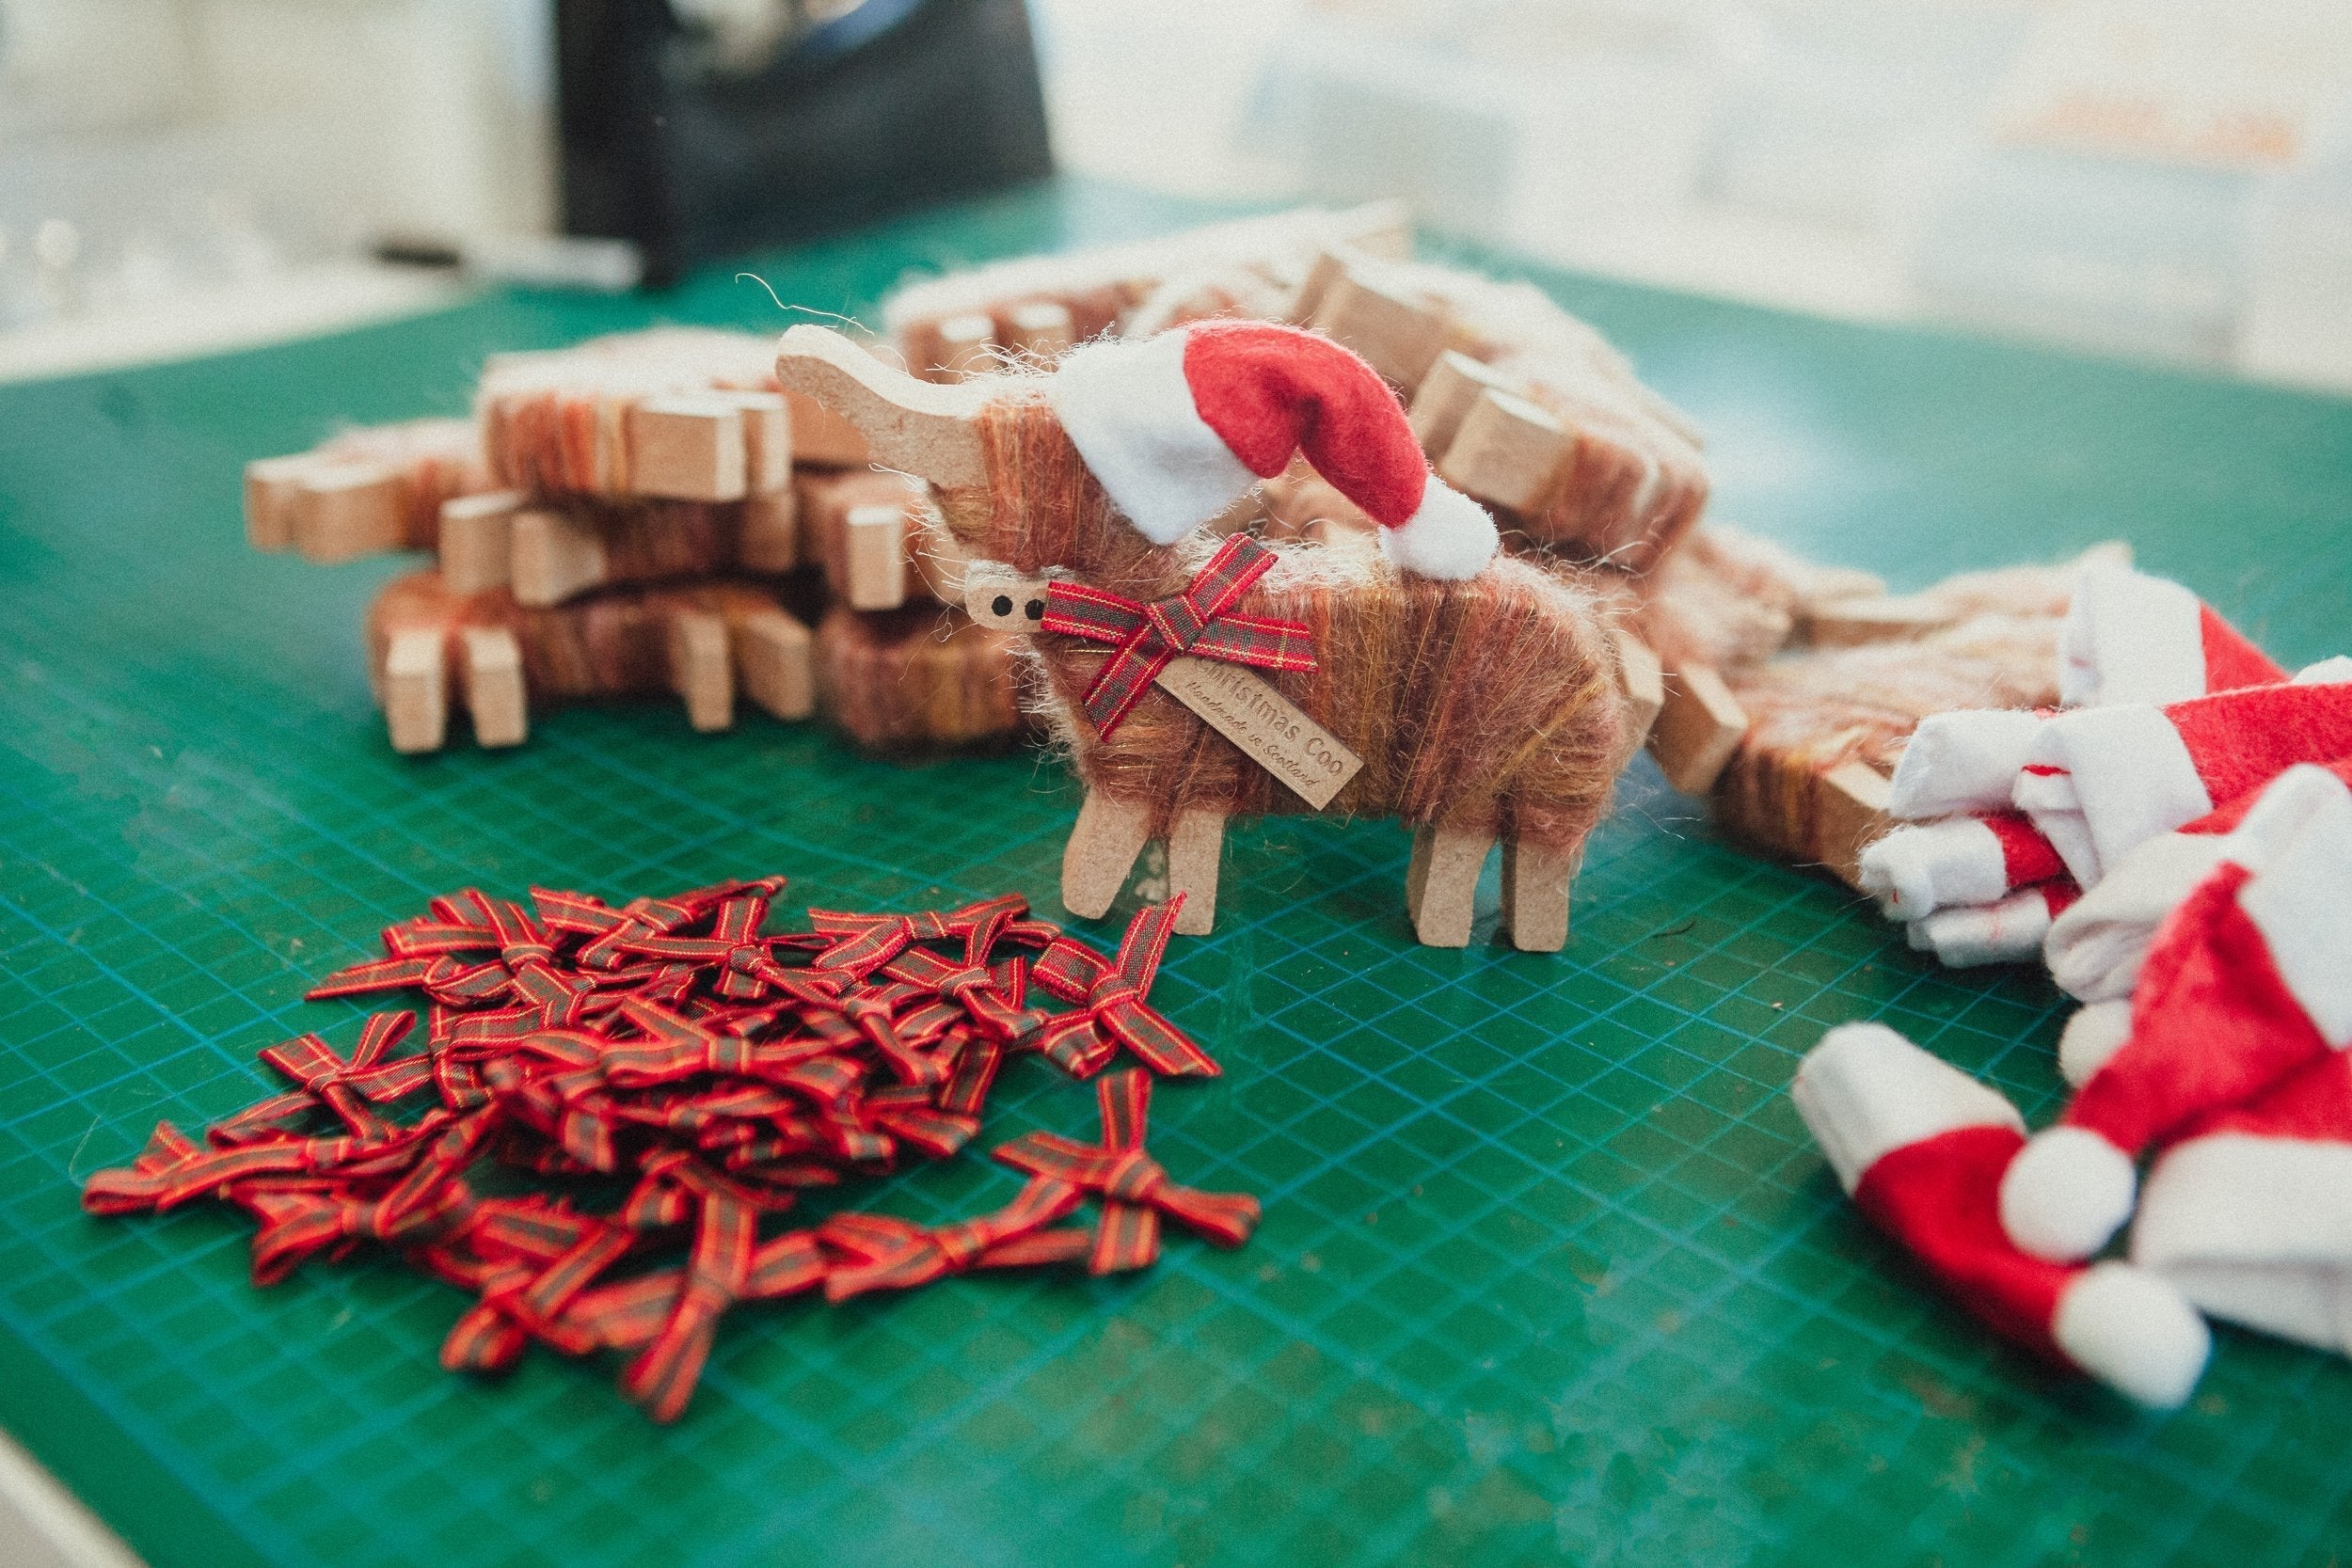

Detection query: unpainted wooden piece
(773, 325), (991, 489)
(1613, 630), (1665, 754)
(1817, 761), (1893, 891)
(963, 569), (1053, 633)
(1166, 808), (1226, 936)
(1800, 594), (1960, 648)
(628, 394), (749, 502)
(1649, 663), (1750, 796)
(438, 491), (524, 595)
(843, 504), (910, 611)
(1438, 388), (1567, 515)
(910, 515), (971, 604)
(1406, 821), (1498, 948)
(296, 464), (405, 563)
(1309, 264), (1451, 390)
(510, 508), (609, 609)
(739, 487), (799, 573)
(1062, 789), (1155, 921)
(1003, 299), (1076, 357)
(733, 609), (815, 721)
(244, 454), (329, 550)
(933, 313), (998, 381)
(801, 467), (930, 608)
(782, 388), (872, 467)
(383, 628), (448, 754)
(665, 607), (735, 732)
(1501, 840), (1580, 953)
(459, 626), (529, 748)
(714, 390), (791, 494)
(1408, 350), (1517, 458)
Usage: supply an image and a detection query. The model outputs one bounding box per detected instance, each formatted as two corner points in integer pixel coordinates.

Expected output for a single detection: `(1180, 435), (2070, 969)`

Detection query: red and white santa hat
(1886, 708), (2053, 821)
(2000, 762), (2352, 1261)
(1905, 879), (2080, 969)
(1793, 1022), (2208, 1406)
(1860, 810), (2066, 921)
(2060, 560), (2286, 708)
(1045, 320), (1501, 579)
(2044, 756), (2352, 1004)
(2132, 1049), (2352, 1355)
(2013, 673), (2352, 886)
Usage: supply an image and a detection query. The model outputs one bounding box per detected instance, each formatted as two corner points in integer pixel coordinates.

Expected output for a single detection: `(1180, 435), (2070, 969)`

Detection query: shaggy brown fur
(935, 393), (1633, 851)
(367, 571), (787, 705)
(814, 605), (1026, 752)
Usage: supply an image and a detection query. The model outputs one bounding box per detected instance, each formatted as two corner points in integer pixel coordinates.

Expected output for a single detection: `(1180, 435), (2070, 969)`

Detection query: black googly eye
(992, 594), (1014, 618)
(1024, 598), (1045, 620)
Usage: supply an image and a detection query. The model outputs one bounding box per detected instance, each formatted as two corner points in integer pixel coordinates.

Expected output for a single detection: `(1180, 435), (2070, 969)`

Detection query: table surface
(4, 178), (2350, 1568)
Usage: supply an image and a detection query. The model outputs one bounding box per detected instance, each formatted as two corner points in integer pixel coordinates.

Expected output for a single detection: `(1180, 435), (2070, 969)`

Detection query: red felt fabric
(2165, 682), (2352, 806)
(1852, 1124), (2069, 1366)
(1986, 811), (2066, 888)
(2065, 863), (2330, 1155)
(2180, 1045), (2352, 1144)
(1181, 321), (1427, 528)
(2196, 602), (2288, 695)
(2185, 755), (2352, 836)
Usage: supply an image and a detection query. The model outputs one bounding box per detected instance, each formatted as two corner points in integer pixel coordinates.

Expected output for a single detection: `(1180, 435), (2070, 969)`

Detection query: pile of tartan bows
(82, 878), (1257, 1421)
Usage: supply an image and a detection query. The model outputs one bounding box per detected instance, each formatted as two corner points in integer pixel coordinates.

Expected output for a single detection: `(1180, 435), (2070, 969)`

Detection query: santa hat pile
(1804, 765), (2352, 1402)
(1810, 562), (2352, 1402)
(1046, 320), (1501, 579)
(1866, 563), (2345, 966)
(1793, 1023), (2208, 1406)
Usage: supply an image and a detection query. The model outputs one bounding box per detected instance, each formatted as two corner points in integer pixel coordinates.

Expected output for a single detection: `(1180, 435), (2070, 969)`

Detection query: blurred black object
(557, 0), (1053, 288)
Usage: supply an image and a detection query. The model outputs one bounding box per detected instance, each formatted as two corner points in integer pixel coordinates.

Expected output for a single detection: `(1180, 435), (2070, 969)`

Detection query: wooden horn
(771, 325), (992, 489)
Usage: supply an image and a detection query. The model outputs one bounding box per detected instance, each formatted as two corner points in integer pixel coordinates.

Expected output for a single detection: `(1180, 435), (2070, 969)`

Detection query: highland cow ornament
(774, 321), (1642, 949)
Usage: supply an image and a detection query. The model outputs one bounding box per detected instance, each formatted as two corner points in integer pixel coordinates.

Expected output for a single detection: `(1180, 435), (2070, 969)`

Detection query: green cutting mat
(5, 179), (2351, 1568)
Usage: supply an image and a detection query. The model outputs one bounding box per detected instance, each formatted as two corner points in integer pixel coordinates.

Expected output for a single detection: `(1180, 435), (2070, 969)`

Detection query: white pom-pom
(1379, 480), (1499, 580)
(2058, 1000), (2134, 1087)
(2052, 1261), (2210, 1408)
(1999, 1125), (2138, 1261)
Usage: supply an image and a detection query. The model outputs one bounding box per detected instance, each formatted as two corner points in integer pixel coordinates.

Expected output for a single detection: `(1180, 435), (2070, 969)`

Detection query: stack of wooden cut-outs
(245, 327), (1025, 754)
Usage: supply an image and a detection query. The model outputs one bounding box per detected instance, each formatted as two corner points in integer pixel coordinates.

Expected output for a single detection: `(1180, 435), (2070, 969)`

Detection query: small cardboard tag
(1154, 657), (1361, 810)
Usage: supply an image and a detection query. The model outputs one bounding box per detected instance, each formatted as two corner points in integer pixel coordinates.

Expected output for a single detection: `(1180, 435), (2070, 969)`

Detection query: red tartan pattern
(1040, 533), (1317, 736)
(82, 878), (1255, 1423)
(993, 1070), (1260, 1274)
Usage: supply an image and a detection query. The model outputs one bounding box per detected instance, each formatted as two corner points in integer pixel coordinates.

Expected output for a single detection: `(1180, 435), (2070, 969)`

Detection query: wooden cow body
(773, 325), (1639, 949)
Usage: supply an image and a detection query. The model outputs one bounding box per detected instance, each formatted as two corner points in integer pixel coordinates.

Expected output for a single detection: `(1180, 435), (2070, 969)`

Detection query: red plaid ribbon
(84, 875), (1255, 1424)
(818, 1177), (1087, 1301)
(993, 1070), (1259, 1274)
(1041, 533), (1316, 736)
(1032, 898), (1217, 1078)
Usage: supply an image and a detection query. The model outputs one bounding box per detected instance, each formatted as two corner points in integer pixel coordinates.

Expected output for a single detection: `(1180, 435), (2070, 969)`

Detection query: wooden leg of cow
(732, 609), (814, 721)
(1166, 807), (1226, 936)
(459, 626), (529, 748)
(666, 608), (735, 732)
(1062, 789), (1153, 921)
(383, 628), (448, 754)
(1501, 839), (1580, 953)
(1408, 821), (1497, 948)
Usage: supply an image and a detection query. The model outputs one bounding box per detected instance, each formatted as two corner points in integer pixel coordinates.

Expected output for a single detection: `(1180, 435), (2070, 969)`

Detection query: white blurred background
(3, 0), (2351, 389)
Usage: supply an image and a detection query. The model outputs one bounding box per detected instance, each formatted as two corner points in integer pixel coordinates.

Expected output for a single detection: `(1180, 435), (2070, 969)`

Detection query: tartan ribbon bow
(211, 1013), (433, 1143)
(818, 1176), (1088, 1301)
(1033, 898), (1217, 1079)
(1041, 534), (1316, 736)
(807, 893), (1031, 978)
(993, 1070), (1259, 1274)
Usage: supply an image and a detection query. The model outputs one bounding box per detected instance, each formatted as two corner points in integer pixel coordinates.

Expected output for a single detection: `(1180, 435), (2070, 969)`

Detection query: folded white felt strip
(1888, 709), (2045, 821)
(2017, 704), (2213, 887)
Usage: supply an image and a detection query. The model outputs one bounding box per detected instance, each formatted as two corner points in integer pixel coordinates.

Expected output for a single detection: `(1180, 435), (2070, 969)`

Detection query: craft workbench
(3, 180), (2349, 1568)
